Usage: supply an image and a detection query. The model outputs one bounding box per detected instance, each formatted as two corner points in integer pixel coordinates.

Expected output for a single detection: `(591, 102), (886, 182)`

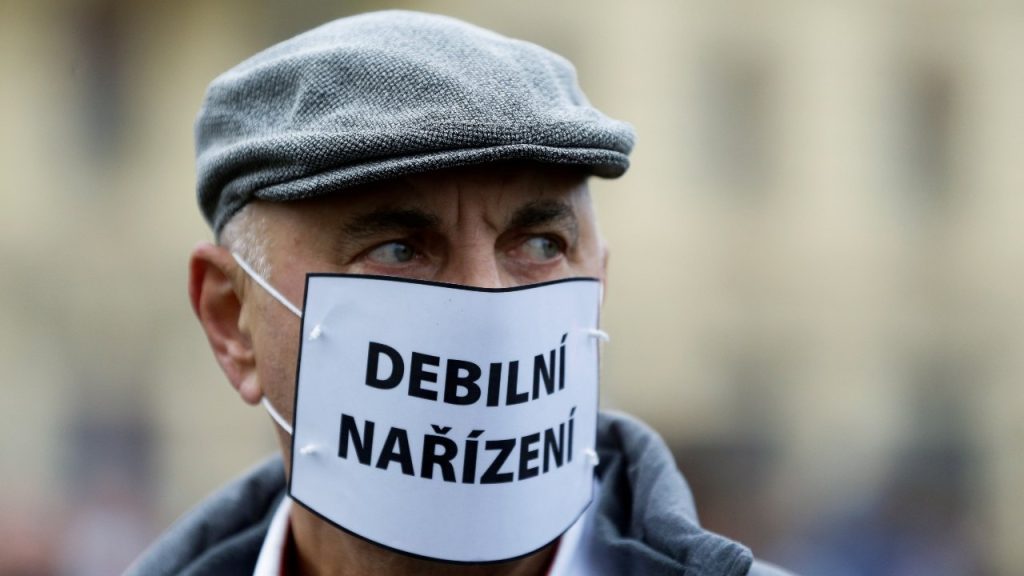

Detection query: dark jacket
(126, 411), (792, 575)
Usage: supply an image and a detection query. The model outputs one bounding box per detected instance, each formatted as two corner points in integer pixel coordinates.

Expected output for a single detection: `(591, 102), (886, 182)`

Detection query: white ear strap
(231, 253), (303, 318)
(261, 396), (293, 436)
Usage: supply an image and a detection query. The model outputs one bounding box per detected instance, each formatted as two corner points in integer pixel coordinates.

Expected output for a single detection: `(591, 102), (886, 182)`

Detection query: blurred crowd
(1, 1), (1019, 574)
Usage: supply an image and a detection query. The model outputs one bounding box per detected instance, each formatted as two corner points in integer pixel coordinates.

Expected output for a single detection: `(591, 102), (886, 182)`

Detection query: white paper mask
(233, 254), (606, 563)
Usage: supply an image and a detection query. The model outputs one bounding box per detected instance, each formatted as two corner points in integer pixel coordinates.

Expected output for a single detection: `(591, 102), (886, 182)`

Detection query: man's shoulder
(594, 411), (797, 576)
(124, 455), (285, 576)
(126, 415), (797, 576)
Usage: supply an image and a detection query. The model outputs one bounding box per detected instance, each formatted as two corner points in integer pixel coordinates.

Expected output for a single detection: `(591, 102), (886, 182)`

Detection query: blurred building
(0, 1), (1020, 574)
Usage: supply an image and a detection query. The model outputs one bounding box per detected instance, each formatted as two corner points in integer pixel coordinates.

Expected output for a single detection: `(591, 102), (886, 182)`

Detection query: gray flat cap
(195, 10), (635, 234)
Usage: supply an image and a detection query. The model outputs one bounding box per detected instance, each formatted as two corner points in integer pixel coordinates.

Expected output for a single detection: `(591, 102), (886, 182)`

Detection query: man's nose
(441, 249), (504, 289)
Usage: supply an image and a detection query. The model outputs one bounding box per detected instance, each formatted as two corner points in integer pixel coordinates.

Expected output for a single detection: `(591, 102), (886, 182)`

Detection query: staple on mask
(309, 324), (323, 340)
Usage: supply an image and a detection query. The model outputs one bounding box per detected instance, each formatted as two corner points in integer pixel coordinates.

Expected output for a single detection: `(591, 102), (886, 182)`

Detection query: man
(128, 10), (791, 576)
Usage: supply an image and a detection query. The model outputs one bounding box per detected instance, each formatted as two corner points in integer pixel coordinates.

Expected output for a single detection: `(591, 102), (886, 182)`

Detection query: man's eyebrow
(506, 200), (579, 240)
(341, 208), (441, 238)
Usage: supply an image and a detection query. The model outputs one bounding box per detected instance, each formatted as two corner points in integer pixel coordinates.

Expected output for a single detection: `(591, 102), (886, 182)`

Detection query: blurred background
(1, 1), (1021, 574)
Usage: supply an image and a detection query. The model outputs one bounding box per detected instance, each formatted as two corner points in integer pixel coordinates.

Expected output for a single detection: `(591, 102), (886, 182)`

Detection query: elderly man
(129, 10), (790, 576)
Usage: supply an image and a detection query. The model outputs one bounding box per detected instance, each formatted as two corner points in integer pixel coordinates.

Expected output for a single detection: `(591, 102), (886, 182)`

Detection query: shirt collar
(253, 493), (594, 576)
(253, 496), (292, 576)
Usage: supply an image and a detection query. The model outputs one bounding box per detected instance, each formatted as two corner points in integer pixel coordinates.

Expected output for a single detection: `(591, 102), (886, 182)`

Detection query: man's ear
(188, 242), (262, 405)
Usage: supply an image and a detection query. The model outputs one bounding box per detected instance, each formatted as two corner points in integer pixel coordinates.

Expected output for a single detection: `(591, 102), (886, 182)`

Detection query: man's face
(232, 163), (607, 457)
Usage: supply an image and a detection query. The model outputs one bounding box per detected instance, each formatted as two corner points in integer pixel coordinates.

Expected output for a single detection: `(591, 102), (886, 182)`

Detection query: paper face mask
(233, 254), (605, 563)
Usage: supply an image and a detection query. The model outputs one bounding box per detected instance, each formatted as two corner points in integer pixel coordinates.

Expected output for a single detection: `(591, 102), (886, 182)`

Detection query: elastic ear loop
(261, 396), (320, 455)
(261, 396), (293, 436)
(231, 252), (303, 318)
(581, 327), (609, 467)
(233, 253), (320, 454)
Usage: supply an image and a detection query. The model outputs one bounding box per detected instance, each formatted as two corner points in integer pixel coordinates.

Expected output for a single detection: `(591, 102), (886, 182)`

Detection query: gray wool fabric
(195, 10), (636, 235)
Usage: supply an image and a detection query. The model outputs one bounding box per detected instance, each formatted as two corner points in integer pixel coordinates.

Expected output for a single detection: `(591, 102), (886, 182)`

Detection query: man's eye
(521, 236), (562, 262)
(367, 242), (416, 264)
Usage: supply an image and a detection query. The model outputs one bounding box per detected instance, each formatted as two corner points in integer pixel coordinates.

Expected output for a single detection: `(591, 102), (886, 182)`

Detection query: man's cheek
(258, 339), (300, 414)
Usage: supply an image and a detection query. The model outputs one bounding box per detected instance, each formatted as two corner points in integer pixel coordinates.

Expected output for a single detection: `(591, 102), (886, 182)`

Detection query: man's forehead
(274, 163), (592, 225)
(237, 164), (596, 265)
